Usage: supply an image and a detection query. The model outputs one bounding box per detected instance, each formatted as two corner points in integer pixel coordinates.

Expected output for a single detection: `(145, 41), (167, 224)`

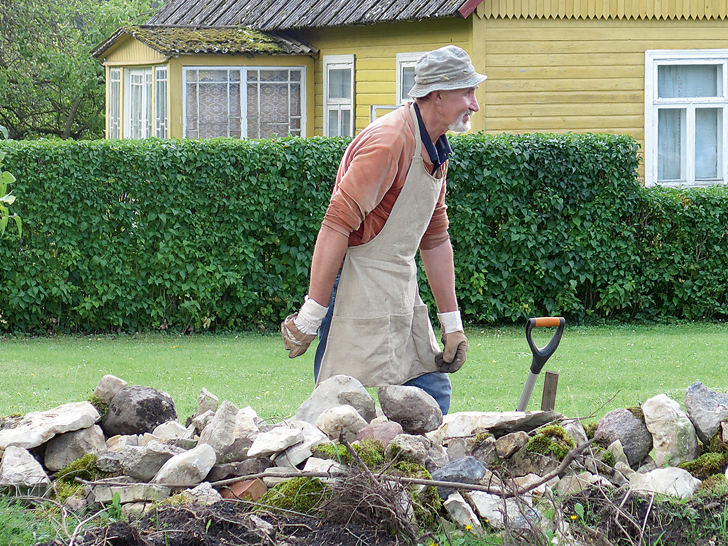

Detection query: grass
(1, 321), (726, 423)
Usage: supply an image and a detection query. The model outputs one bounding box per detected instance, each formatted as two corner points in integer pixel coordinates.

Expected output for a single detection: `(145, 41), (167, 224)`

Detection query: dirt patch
(37, 502), (399, 546)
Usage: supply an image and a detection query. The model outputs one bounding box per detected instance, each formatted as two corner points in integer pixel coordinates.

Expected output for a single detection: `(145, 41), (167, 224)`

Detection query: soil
(37, 501), (400, 546)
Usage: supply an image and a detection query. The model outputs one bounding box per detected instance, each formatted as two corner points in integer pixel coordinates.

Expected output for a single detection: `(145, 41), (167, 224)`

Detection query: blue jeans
(313, 271), (452, 415)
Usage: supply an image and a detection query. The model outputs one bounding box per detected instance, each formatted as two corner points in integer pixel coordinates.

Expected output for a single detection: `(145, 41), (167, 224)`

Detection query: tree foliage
(0, 0), (157, 140)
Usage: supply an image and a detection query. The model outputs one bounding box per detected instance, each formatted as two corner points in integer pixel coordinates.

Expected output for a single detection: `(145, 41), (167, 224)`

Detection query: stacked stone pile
(1, 374), (727, 535)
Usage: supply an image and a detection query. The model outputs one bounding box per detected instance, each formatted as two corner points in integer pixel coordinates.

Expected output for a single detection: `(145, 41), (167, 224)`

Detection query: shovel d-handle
(526, 316), (565, 375)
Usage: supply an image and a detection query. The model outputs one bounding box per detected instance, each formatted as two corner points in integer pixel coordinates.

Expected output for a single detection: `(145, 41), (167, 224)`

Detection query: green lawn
(1, 322), (726, 424)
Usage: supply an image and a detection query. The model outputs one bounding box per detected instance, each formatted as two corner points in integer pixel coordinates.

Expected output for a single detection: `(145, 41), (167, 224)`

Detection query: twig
(639, 492), (655, 544)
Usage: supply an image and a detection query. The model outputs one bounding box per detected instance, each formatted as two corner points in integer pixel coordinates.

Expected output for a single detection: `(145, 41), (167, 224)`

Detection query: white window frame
(155, 67), (168, 139)
(124, 68), (152, 139)
(396, 52), (425, 105)
(108, 68), (121, 139)
(323, 55), (354, 137)
(182, 66), (306, 139)
(645, 49), (728, 187)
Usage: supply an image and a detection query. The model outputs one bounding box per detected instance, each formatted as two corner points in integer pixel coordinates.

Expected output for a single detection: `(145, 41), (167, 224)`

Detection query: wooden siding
(98, 36), (168, 64)
(477, 0), (728, 20)
(298, 17), (471, 134)
(474, 15), (728, 160)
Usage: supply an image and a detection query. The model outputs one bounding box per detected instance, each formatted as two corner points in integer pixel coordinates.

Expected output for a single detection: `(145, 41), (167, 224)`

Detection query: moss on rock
(526, 424), (576, 461)
(679, 452), (728, 481)
(256, 477), (328, 514)
(56, 454), (100, 484)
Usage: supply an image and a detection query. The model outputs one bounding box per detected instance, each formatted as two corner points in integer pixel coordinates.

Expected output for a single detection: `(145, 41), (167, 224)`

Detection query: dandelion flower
(465, 525), (472, 531)
(570, 514), (578, 521)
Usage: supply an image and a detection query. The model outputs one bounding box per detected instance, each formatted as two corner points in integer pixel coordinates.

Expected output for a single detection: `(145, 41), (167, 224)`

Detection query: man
(281, 45), (486, 415)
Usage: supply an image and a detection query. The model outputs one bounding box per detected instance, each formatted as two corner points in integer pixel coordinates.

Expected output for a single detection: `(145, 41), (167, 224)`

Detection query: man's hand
(435, 331), (467, 373)
(281, 313), (317, 358)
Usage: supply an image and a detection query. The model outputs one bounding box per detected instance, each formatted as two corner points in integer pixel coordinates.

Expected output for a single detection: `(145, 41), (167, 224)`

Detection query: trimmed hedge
(0, 134), (726, 333)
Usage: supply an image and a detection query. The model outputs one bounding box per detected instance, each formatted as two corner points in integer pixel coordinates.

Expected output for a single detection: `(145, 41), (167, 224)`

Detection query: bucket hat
(408, 45), (487, 98)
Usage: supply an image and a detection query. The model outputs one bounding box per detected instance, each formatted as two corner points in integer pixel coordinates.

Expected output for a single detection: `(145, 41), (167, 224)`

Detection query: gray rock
(508, 447), (560, 478)
(85, 478), (171, 504)
(378, 385), (442, 434)
(64, 494), (86, 513)
(106, 434), (139, 452)
(629, 467), (701, 499)
(316, 405), (368, 442)
(643, 394), (698, 467)
(153, 443), (217, 487)
(431, 456), (487, 499)
(0, 446), (49, 493)
(93, 375), (128, 403)
(102, 386), (177, 437)
(217, 437), (253, 464)
(195, 388), (219, 417)
(121, 441), (184, 482)
(44, 425), (108, 471)
(385, 434), (428, 465)
(495, 431), (530, 459)
(607, 440), (630, 467)
(247, 426), (304, 458)
(0, 402), (100, 451)
(191, 410), (215, 434)
(561, 419), (589, 447)
(356, 421), (404, 447)
(425, 444), (449, 472)
(595, 408), (652, 467)
(96, 452), (122, 474)
(684, 381), (728, 444)
(206, 458), (272, 483)
(295, 375), (376, 425)
(471, 435), (498, 467)
(199, 400), (239, 458)
(278, 420), (327, 466)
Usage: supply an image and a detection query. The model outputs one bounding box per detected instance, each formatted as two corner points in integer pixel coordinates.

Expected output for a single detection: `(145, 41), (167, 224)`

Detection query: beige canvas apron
(316, 104), (443, 387)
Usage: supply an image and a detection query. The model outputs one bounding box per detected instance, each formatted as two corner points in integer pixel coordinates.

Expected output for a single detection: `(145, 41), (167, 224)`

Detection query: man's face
(440, 87), (480, 134)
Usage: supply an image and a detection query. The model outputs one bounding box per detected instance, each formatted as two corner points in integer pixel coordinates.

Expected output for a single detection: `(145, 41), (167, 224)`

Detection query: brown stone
(219, 478), (267, 502)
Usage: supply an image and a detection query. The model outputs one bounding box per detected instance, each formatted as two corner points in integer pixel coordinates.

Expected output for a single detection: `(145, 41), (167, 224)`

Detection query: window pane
(658, 108), (686, 181)
(199, 82), (229, 138)
(401, 66), (415, 102)
(340, 108), (351, 136)
(260, 70), (286, 82)
(328, 109), (340, 137)
(695, 108), (721, 180)
(328, 68), (351, 99)
(658, 65), (721, 98)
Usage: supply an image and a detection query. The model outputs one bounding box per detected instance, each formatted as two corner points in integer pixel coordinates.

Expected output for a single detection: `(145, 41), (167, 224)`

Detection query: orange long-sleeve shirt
(321, 104), (450, 251)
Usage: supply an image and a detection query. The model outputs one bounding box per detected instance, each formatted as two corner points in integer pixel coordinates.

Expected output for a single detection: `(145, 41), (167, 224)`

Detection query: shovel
(516, 316), (565, 411)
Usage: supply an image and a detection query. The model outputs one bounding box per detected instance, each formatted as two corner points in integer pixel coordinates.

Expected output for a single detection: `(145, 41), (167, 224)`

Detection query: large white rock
(235, 406), (260, 437)
(152, 444), (217, 487)
(295, 375), (376, 425)
(195, 388), (219, 417)
(86, 480), (172, 504)
(121, 441), (184, 482)
(629, 467), (701, 499)
(199, 400), (239, 457)
(152, 421), (189, 441)
(93, 375), (128, 403)
(247, 426), (304, 458)
(643, 394), (698, 467)
(0, 402), (100, 450)
(466, 491), (526, 529)
(443, 492), (484, 534)
(0, 446), (50, 491)
(316, 405), (368, 442)
(427, 411), (560, 446)
(44, 425), (108, 471)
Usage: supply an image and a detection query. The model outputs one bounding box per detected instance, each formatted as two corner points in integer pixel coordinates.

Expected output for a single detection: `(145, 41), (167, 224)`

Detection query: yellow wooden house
(92, 0), (728, 187)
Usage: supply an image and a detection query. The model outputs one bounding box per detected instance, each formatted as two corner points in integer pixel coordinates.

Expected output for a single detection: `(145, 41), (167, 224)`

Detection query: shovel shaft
(517, 371), (539, 411)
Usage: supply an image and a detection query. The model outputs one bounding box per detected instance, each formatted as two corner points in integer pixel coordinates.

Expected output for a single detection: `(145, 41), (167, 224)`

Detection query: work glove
(435, 331), (468, 373)
(434, 310), (467, 373)
(281, 297), (328, 358)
